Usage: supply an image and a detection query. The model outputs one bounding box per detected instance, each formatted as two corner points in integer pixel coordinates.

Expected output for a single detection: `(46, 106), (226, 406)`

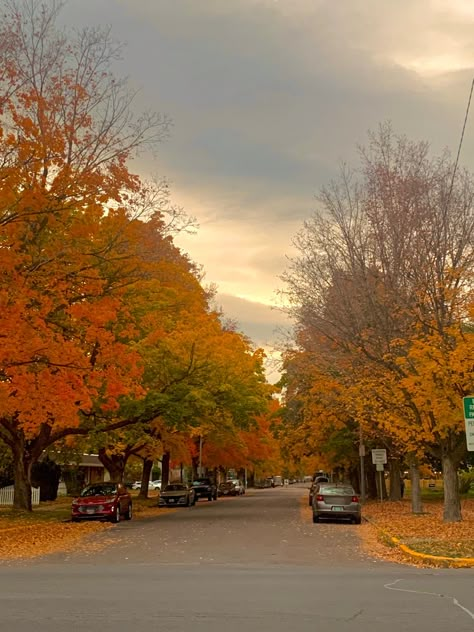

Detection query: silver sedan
(311, 483), (361, 524)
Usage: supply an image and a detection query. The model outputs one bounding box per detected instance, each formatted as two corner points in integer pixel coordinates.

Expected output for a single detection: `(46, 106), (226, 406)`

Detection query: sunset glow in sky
(62, 0), (474, 381)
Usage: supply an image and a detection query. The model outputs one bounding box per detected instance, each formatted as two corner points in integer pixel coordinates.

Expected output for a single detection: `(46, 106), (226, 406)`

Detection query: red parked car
(71, 482), (132, 523)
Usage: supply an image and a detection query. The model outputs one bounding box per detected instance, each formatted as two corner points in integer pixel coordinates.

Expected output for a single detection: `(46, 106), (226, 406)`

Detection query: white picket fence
(0, 485), (40, 506)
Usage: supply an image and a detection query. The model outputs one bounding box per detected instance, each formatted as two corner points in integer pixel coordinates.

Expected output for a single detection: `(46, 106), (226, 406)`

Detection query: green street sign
(462, 396), (474, 452)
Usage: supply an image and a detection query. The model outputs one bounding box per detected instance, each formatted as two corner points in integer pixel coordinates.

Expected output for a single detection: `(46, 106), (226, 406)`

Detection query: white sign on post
(371, 449), (387, 465)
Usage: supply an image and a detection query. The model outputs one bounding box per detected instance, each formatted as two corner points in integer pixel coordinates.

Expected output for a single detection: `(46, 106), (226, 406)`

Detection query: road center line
(384, 579), (474, 623)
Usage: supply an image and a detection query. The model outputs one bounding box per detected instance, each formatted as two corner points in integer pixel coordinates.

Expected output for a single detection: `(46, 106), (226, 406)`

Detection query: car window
(166, 484), (185, 491)
(318, 485), (355, 495)
(81, 484), (117, 497)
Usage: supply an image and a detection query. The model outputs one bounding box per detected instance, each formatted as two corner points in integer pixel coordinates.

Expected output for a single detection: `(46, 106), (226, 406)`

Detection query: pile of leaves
(362, 499), (474, 566)
(0, 518), (110, 561)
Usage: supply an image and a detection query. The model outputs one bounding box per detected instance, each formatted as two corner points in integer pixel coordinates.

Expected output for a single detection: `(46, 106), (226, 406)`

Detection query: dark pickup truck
(191, 477), (218, 501)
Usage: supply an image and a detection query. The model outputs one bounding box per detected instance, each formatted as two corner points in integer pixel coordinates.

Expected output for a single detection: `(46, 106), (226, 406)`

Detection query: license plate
(331, 506), (344, 511)
(86, 508), (96, 514)
(168, 498), (175, 503)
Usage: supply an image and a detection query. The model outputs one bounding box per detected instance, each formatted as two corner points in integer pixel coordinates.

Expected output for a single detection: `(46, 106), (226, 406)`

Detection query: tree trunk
(389, 458), (402, 501)
(409, 462), (423, 514)
(138, 458), (153, 499)
(349, 466), (360, 494)
(366, 465), (377, 500)
(12, 438), (32, 511)
(441, 451), (462, 522)
(191, 455), (198, 480)
(98, 448), (127, 482)
(161, 452), (170, 488)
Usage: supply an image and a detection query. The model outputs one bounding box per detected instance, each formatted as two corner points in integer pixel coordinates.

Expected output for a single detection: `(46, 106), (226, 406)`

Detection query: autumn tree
(281, 123), (474, 521)
(0, 1), (171, 510)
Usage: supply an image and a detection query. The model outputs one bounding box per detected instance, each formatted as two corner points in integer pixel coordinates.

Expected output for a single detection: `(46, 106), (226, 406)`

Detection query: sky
(60, 0), (474, 382)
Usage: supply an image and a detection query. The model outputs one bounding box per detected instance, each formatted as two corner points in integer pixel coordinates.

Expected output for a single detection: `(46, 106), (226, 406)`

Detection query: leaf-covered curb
(363, 514), (474, 568)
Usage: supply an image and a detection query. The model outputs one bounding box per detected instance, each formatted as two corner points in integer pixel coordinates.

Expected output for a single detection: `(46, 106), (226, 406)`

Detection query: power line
(447, 77), (474, 206)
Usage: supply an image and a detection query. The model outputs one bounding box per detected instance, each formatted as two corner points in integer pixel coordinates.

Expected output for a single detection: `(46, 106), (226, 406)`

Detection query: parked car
(311, 483), (361, 524)
(192, 477), (218, 501)
(308, 476), (330, 506)
(158, 483), (195, 507)
(151, 480), (162, 490)
(131, 480), (157, 491)
(229, 480), (245, 495)
(71, 482), (132, 523)
(218, 481), (235, 496)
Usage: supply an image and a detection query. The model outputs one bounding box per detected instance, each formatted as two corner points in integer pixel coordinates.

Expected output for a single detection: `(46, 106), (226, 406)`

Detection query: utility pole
(359, 425), (366, 502)
(198, 435), (203, 477)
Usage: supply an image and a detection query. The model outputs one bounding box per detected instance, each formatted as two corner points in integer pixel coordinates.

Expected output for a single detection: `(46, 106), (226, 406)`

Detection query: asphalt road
(1, 484), (473, 631)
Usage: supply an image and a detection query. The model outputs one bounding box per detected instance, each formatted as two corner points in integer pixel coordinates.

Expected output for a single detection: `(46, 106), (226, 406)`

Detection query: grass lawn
(362, 497), (474, 565)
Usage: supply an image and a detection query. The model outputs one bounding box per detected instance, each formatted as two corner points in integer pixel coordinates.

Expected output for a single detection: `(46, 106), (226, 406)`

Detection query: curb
(364, 516), (474, 568)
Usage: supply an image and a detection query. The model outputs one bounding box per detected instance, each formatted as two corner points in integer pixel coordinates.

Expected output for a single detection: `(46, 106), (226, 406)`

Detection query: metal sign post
(372, 449), (387, 503)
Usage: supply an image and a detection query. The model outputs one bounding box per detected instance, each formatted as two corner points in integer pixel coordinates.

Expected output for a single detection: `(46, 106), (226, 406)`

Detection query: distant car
(158, 483), (195, 507)
(71, 482), (132, 523)
(311, 483), (361, 524)
(229, 480), (245, 495)
(192, 477), (218, 501)
(131, 480), (157, 491)
(218, 481), (236, 496)
(151, 480), (162, 490)
(308, 477), (330, 506)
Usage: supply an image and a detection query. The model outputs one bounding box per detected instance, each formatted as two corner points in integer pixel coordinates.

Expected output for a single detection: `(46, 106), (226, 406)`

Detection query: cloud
(213, 293), (292, 385)
(59, 0), (474, 381)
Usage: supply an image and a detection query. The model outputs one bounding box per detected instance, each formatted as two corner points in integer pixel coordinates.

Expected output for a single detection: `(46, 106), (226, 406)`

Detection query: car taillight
(316, 494), (324, 501)
(352, 495), (359, 502)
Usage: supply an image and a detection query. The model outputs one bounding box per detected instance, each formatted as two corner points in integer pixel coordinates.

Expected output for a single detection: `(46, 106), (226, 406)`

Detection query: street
(1, 484), (473, 631)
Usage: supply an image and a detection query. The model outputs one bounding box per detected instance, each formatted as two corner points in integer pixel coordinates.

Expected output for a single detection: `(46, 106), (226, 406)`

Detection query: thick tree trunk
(349, 466), (360, 494)
(389, 458), (402, 501)
(138, 458), (153, 499)
(409, 462), (423, 514)
(12, 440), (32, 511)
(366, 465), (377, 499)
(191, 455), (198, 480)
(161, 452), (170, 488)
(441, 451), (462, 522)
(98, 448), (127, 482)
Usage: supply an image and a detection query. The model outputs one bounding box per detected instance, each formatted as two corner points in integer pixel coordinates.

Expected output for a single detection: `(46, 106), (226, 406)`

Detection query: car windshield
(165, 484), (185, 491)
(193, 480), (209, 485)
(80, 484), (117, 497)
(320, 485), (355, 495)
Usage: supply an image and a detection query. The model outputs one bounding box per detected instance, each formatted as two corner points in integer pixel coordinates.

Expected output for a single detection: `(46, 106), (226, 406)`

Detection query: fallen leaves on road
(0, 519), (111, 561)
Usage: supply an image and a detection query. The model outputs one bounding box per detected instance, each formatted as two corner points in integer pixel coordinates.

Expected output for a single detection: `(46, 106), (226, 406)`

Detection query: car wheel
(213, 493), (218, 500)
(312, 514), (319, 524)
(111, 504), (121, 523)
(124, 503), (132, 520)
(71, 517), (79, 523)
(354, 515), (362, 525)
(207, 495), (212, 501)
